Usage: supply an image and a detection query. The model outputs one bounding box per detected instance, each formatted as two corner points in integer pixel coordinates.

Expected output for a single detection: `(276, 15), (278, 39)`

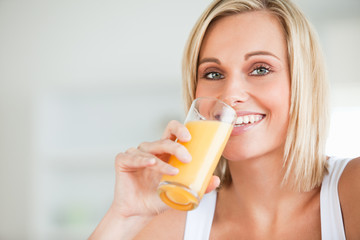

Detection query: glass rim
(190, 97), (237, 124)
(193, 96), (236, 112)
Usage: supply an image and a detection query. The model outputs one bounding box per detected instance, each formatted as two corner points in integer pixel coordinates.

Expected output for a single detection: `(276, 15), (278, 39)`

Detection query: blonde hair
(182, 0), (329, 192)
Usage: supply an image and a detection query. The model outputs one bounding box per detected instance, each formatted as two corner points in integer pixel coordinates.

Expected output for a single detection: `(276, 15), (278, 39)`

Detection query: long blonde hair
(182, 0), (329, 192)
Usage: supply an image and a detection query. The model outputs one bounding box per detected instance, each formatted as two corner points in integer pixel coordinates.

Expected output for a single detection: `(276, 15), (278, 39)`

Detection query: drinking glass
(157, 97), (236, 211)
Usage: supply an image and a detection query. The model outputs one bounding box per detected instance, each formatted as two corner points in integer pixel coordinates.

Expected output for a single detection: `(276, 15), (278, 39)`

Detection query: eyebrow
(198, 57), (221, 66)
(198, 51), (280, 66)
(244, 51), (280, 60)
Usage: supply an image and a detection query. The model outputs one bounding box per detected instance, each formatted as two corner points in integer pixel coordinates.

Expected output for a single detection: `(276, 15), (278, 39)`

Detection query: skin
(89, 10), (360, 240)
(338, 158), (360, 239)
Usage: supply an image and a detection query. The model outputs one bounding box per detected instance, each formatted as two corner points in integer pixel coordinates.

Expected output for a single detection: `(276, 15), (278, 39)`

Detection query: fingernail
(148, 158), (156, 165)
(181, 132), (191, 141)
(182, 153), (192, 163)
(168, 167), (179, 175)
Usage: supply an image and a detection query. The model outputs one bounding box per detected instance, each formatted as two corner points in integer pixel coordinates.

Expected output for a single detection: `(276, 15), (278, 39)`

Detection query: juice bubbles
(158, 120), (233, 211)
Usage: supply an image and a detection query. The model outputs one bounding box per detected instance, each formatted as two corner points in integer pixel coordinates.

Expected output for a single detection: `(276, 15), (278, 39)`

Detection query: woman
(90, 0), (360, 239)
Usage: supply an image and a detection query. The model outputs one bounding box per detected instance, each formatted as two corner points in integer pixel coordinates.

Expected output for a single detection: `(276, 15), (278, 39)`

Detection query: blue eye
(250, 66), (270, 76)
(204, 72), (224, 80)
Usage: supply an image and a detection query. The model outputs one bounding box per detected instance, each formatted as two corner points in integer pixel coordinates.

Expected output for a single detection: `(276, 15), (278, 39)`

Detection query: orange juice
(158, 120), (233, 211)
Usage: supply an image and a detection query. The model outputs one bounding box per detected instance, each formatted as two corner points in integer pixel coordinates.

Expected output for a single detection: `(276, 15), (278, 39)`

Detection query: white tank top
(184, 156), (353, 240)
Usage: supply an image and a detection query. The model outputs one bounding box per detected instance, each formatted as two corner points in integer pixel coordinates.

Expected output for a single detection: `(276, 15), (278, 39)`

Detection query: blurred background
(0, 0), (359, 239)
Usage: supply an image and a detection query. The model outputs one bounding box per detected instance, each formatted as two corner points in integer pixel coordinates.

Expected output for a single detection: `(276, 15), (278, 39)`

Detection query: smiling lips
(230, 113), (265, 136)
(235, 114), (265, 126)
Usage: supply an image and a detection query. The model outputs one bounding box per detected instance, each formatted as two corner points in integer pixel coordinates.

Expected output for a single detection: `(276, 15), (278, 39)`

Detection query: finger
(115, 151), (156, 172)
(161, 120), (191, 142)
(205, 176), (220, 194)
(115, 150), (179, 176)
(138, 139), (192, 163)
(147, 157), (180, 176)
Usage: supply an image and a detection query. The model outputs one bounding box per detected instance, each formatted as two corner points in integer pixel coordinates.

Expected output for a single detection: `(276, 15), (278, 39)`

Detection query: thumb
(205, 175), (220, 194)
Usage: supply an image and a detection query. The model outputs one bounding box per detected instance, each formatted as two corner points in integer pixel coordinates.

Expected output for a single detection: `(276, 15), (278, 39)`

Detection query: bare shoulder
(338, 157), (360, 239)
(134, 209), (187, 240)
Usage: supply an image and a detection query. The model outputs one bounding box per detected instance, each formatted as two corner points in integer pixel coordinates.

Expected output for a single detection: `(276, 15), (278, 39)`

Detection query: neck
(213, 150), (321, 237)
(227, 151), (288, 208)
(217, 149), (319, 223)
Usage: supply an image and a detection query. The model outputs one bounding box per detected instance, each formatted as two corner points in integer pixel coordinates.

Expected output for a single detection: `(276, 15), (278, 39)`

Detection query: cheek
(194, 85), (201, 98)
(194, 82), (202, 98)
(263, 80), (290, 112)
(268, 83), (291, 134)
(195, 81), (218, 98)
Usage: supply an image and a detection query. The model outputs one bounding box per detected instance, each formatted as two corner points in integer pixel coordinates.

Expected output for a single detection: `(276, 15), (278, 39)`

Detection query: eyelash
(200, 63), (273, 80)
(201, 71), (224, 80)
(249, 64), (272, 76)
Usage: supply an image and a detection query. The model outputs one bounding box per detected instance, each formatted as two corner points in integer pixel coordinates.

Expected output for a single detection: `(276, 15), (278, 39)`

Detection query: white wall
(0, 0), (359, 239)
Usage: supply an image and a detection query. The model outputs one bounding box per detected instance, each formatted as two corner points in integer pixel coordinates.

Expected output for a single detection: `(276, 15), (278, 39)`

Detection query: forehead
(200, 11), (287, 60)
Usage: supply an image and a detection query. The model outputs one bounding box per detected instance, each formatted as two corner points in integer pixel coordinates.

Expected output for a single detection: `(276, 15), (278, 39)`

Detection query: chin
(222, 139), (259, 161)
(222, 144), (284, 162)
(222, 148), (256, 162)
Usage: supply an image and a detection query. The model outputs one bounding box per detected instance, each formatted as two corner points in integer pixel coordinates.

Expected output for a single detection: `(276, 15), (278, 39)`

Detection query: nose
(220, 76), (250, 107)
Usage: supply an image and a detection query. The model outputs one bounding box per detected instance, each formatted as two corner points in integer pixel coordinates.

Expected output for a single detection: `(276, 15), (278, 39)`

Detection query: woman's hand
(111, 120), (193, 218)
(89, 120), (220, 240)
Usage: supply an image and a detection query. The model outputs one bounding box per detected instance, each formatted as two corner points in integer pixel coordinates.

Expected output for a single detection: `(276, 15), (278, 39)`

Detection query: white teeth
(243, 116), (249, 124)
(236, 117), (243, 124)
(249, 115), (255, 123)
(235, 114), (264, 125)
